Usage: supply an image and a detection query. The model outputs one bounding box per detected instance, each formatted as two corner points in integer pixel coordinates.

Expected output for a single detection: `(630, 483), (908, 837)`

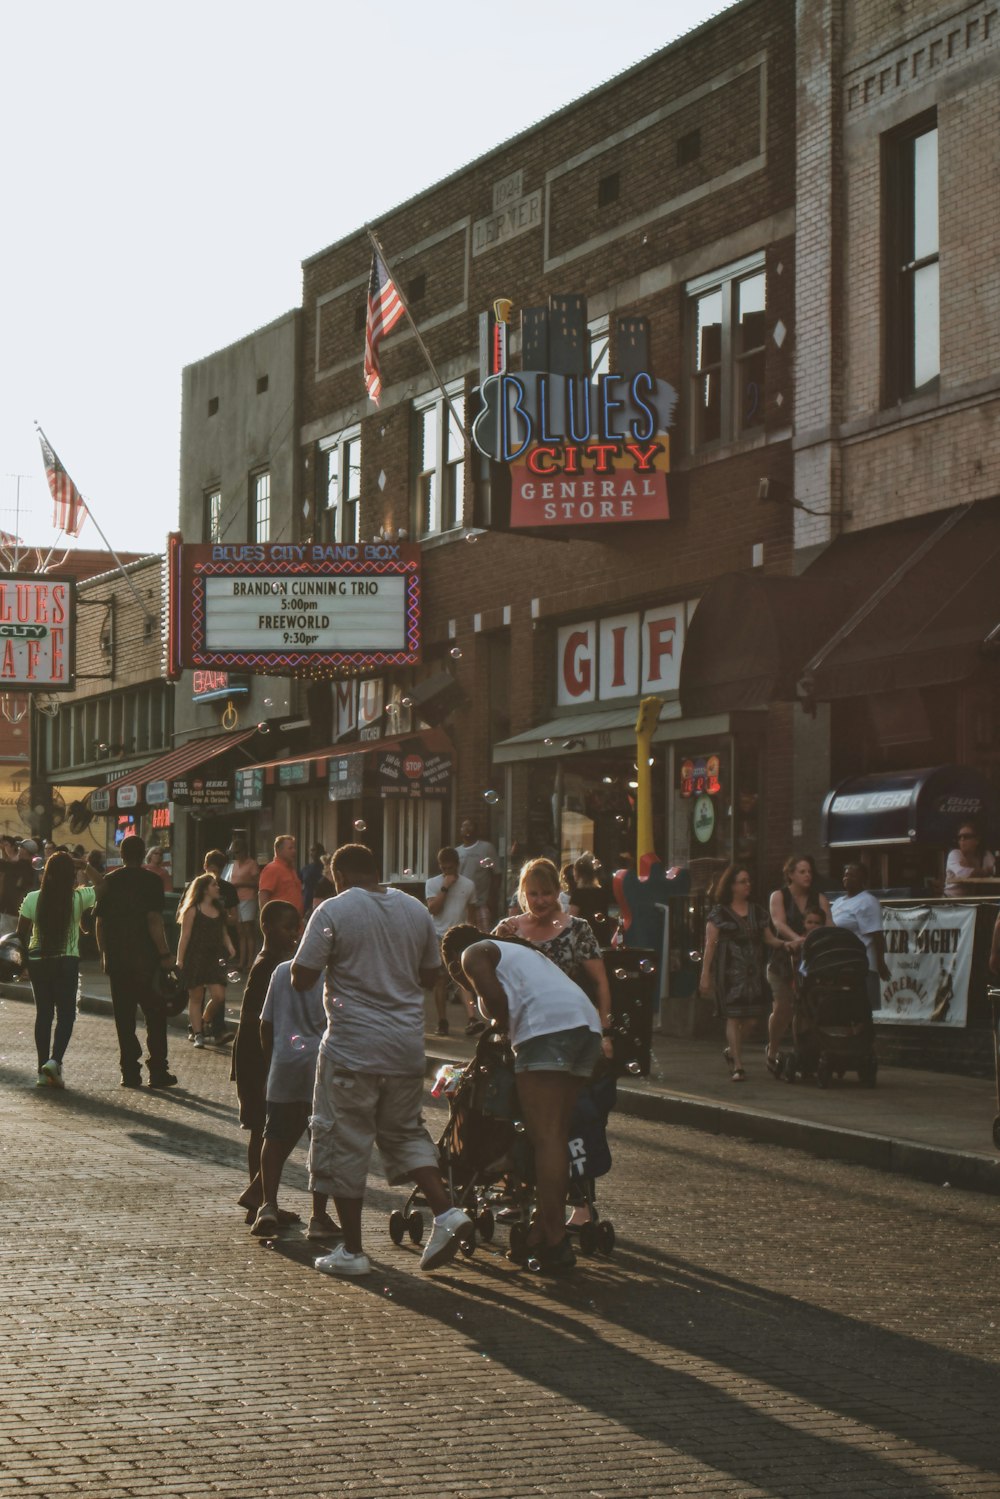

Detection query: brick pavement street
(2, 997), (999, 1499)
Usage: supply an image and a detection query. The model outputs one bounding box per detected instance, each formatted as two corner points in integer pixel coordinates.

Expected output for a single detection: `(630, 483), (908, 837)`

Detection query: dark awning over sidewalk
(88, 726), (259, 813)
(822, 764), (997, 848)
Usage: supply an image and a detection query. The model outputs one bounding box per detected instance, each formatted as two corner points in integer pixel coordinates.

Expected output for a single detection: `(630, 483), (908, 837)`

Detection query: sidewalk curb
(4, 984), (997, 1198)
(424, 1047), (1000, 1200)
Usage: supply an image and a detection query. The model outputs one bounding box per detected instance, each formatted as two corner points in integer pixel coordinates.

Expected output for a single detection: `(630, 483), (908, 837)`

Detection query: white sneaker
(40, 1060), (64, 1089)
(314, 1245), (371, 1277)
(420, 1207), (472, 1271)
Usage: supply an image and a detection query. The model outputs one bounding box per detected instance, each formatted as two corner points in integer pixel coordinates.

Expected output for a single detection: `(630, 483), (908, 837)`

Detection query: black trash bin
(603, 947), (658, 1076)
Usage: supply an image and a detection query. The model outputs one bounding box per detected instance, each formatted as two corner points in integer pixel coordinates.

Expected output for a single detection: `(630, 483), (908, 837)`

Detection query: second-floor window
(414, 388), (465, 536)
(321, 428), (362, 544)
(251, 470), (270, 543)
(204, 488), (222, 543)
(884, 115), (939, 402)
(688, 255), (766, 449)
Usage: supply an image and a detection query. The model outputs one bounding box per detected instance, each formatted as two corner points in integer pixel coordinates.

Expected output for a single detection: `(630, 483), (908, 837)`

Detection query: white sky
(1, 0), (729, 555)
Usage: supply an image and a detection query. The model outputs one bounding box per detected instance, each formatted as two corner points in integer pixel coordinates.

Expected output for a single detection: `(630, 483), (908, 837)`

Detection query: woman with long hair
(569, 853), (612, 942)
(16, 850), (100, 1088)
(766, 854), (833, 1074)
(176, 872), (235, 1048)
(699, 863), (786, 1081)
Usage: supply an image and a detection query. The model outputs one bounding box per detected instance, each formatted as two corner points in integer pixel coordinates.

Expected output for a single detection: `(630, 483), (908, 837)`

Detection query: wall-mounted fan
(17, 785), (66, 834)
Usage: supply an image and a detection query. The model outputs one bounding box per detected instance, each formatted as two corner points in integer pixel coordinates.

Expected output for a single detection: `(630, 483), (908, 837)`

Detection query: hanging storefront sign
(557, 604), (689, 706)
(0, 574), (75, 690)
(876, 904), (977, 1027)
(278, 761), (309, 786)
(471, 296), (677, 529)
(692, 794), (716, 844)
(377, 744), (451, 799)
(167, 537), (421, 678)
(145, 779), (169, 807)
(116, 784), (138, 810)
(328, 756), (365, 802)
(235, 768), (264, 810)
(192, 670), (251, 703)
(171, 775), (232, 808)
(91, 787), (111, 814)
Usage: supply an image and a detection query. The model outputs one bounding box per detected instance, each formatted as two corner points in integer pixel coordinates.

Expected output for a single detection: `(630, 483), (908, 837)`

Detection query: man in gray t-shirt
(291, 843), (471, 1279)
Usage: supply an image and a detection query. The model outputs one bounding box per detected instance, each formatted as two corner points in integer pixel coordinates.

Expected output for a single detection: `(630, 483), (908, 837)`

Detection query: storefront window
(671, 741), (733, 896)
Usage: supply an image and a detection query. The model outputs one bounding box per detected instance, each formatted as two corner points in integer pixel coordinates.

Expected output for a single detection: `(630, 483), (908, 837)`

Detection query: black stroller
(780, 926), (878, 1088)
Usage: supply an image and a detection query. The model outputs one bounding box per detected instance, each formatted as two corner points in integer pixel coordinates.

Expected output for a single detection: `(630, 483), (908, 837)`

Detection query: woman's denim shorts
(514, 1025), (602, 1077)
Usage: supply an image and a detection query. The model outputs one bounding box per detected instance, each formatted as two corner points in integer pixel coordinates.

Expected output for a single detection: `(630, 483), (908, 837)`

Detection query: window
(414, 388), (465, 536)
(320, 427), (362, 544)
(204, 488), (222, 543)
(251, 470), (270, 543)
(884, 116), (939, 401)
(408, 273), (426, 304)
(382, 797), (440, 882)
(207, 396), (219, 417)
(677, 128), (701, 166)
(256, 374), (269, 395)
(597, 171), (620, 207)
(687, 255), (766, 448)
(588, 315), (610, 381)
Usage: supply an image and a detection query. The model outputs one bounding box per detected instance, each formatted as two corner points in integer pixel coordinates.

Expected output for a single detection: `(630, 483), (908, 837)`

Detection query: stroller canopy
(802, 925), (869, 978)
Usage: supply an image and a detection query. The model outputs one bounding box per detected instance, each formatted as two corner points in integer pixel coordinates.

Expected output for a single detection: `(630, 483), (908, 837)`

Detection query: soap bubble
(353, 819), (367, 833)
(262, 696), (273, 708)
(638, 958), (654, 974)
(403, 867), (412, 876)
(688, 950), (703, 964)
(483, 789), (500, 806)
(289, 1033), (307, 1052)
(614, 968), (627, 981)
(449, 646), (463, 660)
(401, 695), (414, 708)
(543, 737), (554, 746)
(465, 531), (480, 544)
(479, 857), (495, 870)
(627, 1061), (642, 1075)
(527, 1256), (541, 1272)
(257, 723), (270, 734)
(513, 1120), (526, 1134)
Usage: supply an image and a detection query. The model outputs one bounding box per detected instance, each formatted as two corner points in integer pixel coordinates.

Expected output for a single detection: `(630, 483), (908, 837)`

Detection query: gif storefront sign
(556, 605), (688, 707)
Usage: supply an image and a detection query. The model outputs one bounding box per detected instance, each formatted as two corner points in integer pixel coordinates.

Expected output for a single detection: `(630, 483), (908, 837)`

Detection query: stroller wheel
(476, 1207), (495, 1242)
(578, 1221), (598, 1256)
(406, 1210), (425, 1245)
(459, 1233), (476, 1258)
(388, 1210), (406, 1246)
(596, 1220), (616, 1256)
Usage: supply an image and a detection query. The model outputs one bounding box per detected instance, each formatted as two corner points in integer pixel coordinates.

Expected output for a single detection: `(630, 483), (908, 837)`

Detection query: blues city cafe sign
(473, 370), (677, 528)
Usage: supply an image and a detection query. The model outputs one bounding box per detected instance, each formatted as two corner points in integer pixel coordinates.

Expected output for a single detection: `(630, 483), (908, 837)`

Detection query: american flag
(363, 253), (405, 404)
(37, 428), (88, 537)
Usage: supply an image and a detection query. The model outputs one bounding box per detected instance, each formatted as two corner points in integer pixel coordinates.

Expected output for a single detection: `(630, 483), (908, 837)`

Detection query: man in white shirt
(425, 846), (485, 1039)
(456, 819), (499, 931)
(290, 843), (471, 1278)
(830, 863), (891, 1009)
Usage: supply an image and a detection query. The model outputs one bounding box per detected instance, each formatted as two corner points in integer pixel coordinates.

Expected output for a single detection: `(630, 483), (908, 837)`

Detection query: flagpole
(34, 423), (156, 627)
(365, 227), (468, 445)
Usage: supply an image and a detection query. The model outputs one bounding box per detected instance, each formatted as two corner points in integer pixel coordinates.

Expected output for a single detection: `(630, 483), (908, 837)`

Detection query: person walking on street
(259, 835), (303, 916)
(425, 846), (484, 1037)
(227, 838), (261, 973)
(250, 959), (339, 1243)
(299, 843), (326, 911)
(830, 862), (891, 1011)
(0, 833), (36, 938)
(177, 873), (236, 1048)
(766, 855), (832, 1075)
(233, 899), (304, 1228)
(456, 819), (499, 932)
(700, 864), (786, 1081)
(17, 850), (100, 1089)
(291, 843), (471, 1278)
(95, 835), (178, 1088)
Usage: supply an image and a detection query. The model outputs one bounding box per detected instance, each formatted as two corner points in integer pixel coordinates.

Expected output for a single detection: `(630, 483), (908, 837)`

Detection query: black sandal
(731, 1067), (746, 1082)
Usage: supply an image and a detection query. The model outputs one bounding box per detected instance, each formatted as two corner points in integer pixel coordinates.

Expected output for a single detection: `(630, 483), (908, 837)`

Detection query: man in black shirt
(95, 835), (176, 1088)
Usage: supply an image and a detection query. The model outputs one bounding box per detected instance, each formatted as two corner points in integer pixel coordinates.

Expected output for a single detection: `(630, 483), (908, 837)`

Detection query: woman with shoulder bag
(765, 854), (832, 1075)
(699, 864), (787, 1082)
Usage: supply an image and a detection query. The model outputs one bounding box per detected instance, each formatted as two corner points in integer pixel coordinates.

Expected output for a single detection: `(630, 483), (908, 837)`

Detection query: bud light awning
(822, 765), (997, 848)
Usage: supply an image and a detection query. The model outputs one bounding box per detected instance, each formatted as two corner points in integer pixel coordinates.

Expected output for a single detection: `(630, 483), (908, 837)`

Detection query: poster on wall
(875, 904), (977, 1027)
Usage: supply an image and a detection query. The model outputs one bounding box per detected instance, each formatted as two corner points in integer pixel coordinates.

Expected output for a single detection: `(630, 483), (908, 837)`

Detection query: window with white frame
(382, 797), (441, 882)
(688, 254), (767, 449)
(204, 487), (222, 543)
(884, 114), (939, 402)
(414, 386), (465, 536)
(251, 469), (271, 543)
(321, 427), (362, 544)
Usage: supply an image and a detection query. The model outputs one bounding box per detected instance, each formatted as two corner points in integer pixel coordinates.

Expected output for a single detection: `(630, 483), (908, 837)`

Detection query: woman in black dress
(699, 863), (787, 1081)
(176, 873), (235, 1047)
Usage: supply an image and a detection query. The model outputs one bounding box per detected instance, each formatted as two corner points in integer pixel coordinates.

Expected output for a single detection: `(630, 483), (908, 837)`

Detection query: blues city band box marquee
(167, 537), (421, 677)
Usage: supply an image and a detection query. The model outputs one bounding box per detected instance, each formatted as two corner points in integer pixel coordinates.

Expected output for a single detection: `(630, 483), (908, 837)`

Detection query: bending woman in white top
(441, 924), (602, 1274)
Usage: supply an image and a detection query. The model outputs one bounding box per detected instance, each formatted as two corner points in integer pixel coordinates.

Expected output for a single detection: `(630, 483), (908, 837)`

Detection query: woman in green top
(17, 850), (99, 1089)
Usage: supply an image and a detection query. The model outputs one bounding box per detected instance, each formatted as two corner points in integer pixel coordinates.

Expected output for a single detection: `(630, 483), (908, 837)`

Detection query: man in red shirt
(258, 835), (303, 915)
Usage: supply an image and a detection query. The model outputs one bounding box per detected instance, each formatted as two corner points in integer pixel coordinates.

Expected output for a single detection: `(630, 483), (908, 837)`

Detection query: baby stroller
(389, 1029), (525, 1254)
(780, 926), (878, 1088)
